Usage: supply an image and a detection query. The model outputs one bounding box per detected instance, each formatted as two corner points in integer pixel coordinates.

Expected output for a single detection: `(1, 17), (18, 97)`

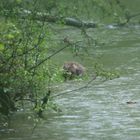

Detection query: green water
(0, 24), (140, 140)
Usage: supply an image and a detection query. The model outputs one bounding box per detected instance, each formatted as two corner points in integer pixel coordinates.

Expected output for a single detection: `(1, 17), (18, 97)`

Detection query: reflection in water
(1, 26), (140, 140)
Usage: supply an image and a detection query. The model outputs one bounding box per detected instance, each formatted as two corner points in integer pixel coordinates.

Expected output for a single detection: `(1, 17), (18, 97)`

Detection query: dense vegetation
(0, 0), (139, 122)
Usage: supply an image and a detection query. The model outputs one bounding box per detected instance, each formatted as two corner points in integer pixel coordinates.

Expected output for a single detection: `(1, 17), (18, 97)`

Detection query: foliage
(44, 0), (134, 24)
(93, 63), (120, 80)
(0, 0), (64, 118)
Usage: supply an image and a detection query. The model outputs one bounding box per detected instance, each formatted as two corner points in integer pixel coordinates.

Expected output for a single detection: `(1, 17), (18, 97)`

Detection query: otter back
(63, 62), (85, 80)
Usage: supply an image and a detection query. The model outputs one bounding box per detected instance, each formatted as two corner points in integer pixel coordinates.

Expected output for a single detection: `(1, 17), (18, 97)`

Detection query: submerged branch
(51, 74), (98, 98)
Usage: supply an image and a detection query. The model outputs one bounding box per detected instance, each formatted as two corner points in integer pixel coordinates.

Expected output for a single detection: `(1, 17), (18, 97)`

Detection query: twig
(31, 120), (38, 135)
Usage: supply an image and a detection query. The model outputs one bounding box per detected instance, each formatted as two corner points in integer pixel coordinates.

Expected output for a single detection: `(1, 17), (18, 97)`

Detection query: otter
(63, 61), (85, 80)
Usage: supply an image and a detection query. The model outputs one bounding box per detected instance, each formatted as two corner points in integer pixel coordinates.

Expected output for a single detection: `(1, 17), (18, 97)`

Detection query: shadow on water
(1, 25), (140, 140)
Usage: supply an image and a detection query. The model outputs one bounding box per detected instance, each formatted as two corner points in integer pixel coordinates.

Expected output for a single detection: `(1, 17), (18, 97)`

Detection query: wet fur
(63, 62), (85, 80)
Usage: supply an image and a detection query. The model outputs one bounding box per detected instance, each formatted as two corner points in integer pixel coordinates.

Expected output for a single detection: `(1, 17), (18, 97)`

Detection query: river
(0, 24), (140, 140)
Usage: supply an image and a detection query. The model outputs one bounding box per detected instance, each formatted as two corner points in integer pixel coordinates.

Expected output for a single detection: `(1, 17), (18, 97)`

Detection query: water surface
(0, 25), (140, 140)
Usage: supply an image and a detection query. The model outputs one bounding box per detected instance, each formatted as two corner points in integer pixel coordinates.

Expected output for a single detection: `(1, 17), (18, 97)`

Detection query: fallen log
(21, 10), (97, 28)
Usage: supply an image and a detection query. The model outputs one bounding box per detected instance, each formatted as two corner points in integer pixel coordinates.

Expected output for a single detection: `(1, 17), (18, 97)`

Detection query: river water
(0, 25), (140, 140)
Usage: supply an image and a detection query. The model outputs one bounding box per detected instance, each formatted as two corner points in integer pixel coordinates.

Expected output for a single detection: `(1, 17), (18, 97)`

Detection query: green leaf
(0, 43), (4, 51)
(6, 34), (14, 39)
(16, 0), (22, 4)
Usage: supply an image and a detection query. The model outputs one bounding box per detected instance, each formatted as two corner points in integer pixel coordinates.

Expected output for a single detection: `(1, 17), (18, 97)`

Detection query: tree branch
(29, 44), (68, 71)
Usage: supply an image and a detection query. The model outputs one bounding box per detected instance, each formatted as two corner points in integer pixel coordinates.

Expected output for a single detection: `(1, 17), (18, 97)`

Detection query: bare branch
(29, 44), (69, 71)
